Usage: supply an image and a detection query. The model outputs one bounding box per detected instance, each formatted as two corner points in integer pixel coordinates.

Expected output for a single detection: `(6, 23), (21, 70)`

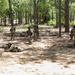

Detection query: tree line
(0, 0), (74, 39)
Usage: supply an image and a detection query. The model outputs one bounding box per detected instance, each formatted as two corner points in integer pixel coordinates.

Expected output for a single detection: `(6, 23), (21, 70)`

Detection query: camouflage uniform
(70, 27), (75, 40)
(26, 27), (33, 44)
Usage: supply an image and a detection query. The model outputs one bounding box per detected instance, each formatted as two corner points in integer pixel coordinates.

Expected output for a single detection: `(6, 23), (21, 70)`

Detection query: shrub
(48, 20), (56, 26)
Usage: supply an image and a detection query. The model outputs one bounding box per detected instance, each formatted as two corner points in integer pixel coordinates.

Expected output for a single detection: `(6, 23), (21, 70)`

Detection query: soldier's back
(71, 28), (75, 34)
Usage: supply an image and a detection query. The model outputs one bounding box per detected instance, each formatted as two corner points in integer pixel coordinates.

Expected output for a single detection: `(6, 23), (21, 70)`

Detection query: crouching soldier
(10, 27), (16, 40)
(70, 26), (75, 40)
(26, 27), (33, 44)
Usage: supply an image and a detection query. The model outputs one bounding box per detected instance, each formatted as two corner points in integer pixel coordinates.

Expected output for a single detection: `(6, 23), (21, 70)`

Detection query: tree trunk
(52, 9), (54, 21)
(30, 12), (32, 24)
(65, 0), (69, 32)
(1, 18), (2, 25)
(55, 0), (59, 28)
(36, 5), (39, 24)
(3, 15), (6, 26)
(39, 13), (41, 24)
(8, 0), (14, 40)
(25, 12), (28, 24)
(18, 12), (22, 25)
(59, 0), (61, 37)
(29, 0), (32, 24)
(28, 13), (30, 24)
(56, 9), (59, 27)
(33, 0), (39, 40)
(15, 12), (18, 25)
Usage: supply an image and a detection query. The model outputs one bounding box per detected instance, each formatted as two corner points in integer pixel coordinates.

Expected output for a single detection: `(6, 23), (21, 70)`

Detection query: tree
(33, 0), (39, 40)
(0, 0), (8, 16)
(0, 0), (8, 25)
(54, 0), (59, 27)
(8, 0), (14, 40)
(65, 0), (69, 32)
(59, 0), (61, 37)
(12, 0), (25, 24)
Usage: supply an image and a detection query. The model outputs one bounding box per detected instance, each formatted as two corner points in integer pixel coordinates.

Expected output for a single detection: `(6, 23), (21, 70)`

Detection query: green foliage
(70, 22), (73, 27)
(0, 0), (8, 16)
(48, 20), (56, 26)
(70, 21), (75, 27)
(26, 23), (33, 28)
(0, 0), (73, 29)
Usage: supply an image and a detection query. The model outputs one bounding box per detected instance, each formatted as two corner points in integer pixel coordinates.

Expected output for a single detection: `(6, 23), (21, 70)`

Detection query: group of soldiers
(10, 25), (39, 43)
(10, 26), (33, 44)
(3, 27), (33, 52)
(3, 25), (39, 52)
(3, 25), (75, 52)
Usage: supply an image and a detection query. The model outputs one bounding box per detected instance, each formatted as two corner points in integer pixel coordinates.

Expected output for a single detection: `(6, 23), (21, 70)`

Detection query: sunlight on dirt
(32, 39), (47, 49)
(0, 60), (75, 75)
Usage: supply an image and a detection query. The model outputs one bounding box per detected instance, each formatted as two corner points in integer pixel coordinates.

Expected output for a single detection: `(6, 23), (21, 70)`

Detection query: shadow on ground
(1, 32), (75, 67)
(18, 44), (75, 66)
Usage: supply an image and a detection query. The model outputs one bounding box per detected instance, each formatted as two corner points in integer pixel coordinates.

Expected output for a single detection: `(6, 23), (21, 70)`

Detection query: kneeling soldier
(70, 26), (75, 40)
(26, 27), (33, 44)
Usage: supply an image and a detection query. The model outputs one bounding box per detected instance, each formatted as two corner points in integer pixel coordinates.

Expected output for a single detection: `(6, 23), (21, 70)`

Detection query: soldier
(33, 25), (39, 40)
(4, 43), (24, 52)
(4, 43), (12, 52)
(70, 26), (75, 40)
(10, 26), (16, 40)
(26, 27), (33, 44)
(26, 27), (32, 36)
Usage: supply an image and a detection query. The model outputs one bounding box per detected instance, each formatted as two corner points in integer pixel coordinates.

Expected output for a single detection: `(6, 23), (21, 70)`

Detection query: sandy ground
(0, 26), (75, 75)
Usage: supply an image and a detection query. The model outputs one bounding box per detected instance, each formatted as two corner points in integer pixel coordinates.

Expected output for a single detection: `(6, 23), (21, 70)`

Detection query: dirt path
(0, 26), (75, 75)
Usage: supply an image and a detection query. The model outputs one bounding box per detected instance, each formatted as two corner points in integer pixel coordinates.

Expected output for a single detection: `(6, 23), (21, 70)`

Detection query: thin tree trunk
(36, 5), (39, 24)
(59, 0), (61, 37)
(3, 15), (6, 26)
(18, 12), (22, 25)
(1, 18), (2, 25)
(55, 0), (59, 28)
(28, 13), (30, 24)
(39, 13), (41, 24)
(65, 0), (69, 32)
(52, 9), (54, 21)
(56, 9), (59, 27)
(25, 12), (28, 24)
(8, 0), (14, 40)
(33, 0), (39, 40)
(29, 0), (32, 24)
(15, 12), (18, 25)
(30, 12), (32, 24)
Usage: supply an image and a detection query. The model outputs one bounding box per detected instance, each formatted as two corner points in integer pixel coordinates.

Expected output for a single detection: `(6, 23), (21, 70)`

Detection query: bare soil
(0, 26), (75, 75)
